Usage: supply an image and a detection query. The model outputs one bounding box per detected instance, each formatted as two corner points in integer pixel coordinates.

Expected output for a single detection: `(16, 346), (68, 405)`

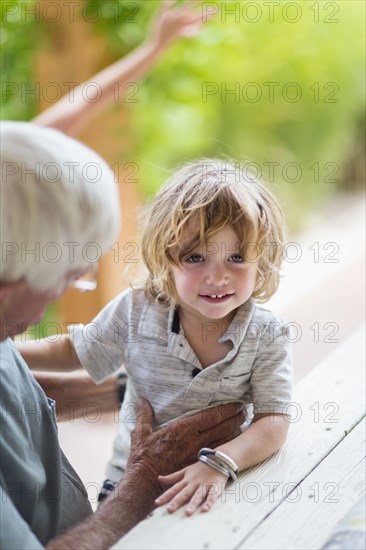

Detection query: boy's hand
(127, 398), (245, 482)
(147, 1), (212, 52)
(156, 462), (228, 515)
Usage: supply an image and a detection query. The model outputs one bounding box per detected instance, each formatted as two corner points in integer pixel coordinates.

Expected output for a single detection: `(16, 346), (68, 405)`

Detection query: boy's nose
(205, 264), (229, 287)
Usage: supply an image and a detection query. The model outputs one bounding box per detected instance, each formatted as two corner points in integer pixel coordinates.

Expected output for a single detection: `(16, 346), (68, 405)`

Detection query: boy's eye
(186, 254), (204, 263)
(228, 254), (244, 263)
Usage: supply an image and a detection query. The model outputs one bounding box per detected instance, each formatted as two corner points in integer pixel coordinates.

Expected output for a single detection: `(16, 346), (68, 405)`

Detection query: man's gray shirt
(0, 338), (92, 549)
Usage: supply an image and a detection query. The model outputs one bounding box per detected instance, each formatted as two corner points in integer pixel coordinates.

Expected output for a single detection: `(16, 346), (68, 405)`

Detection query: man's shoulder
(0, 339), (15, 399)
(0, 338), (24, 385)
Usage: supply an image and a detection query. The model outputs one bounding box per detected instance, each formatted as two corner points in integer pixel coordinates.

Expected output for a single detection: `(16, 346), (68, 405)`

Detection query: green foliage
(0, 1), (45, 120)
(126, 1), (365, 230)
(1, 0), (365, 231)
(23, 303), (59, 342)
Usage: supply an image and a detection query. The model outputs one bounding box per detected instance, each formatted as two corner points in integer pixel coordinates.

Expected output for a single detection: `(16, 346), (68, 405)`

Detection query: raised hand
(147, 0), (210, 52)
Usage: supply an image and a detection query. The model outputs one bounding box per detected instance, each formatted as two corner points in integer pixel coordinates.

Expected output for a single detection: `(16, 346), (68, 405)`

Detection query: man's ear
(0, 279), (27, 300)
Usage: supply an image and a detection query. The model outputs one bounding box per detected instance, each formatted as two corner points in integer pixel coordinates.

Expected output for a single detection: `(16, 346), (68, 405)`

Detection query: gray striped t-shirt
(69, 288), (293, 481)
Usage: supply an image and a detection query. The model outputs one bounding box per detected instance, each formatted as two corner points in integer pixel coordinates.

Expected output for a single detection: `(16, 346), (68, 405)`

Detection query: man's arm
(33, 370), (120, 421)
(17, 334), (80, 372)
(47, 399), (246, 549)
(33, 1), (206, 136)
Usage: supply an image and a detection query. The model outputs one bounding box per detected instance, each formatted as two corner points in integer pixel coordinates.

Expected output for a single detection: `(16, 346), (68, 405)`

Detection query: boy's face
(171, 225), (257, 325)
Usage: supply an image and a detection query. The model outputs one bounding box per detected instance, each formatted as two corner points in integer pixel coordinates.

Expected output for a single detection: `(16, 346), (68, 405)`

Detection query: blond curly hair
(141, 159), (285, 306)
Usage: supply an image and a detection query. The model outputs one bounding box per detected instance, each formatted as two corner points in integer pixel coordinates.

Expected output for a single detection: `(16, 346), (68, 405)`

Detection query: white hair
(0, 121), (121, 290)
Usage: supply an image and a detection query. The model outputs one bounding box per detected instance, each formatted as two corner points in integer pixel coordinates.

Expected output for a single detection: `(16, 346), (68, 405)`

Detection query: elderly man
(0, 122), (244, 549)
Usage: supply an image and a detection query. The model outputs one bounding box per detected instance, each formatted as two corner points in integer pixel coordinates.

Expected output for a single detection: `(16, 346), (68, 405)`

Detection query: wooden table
(113, 326), (365, 550)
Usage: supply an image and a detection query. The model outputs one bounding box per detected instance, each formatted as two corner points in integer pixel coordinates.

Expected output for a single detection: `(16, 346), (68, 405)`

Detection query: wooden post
(35, 0), (142, 325)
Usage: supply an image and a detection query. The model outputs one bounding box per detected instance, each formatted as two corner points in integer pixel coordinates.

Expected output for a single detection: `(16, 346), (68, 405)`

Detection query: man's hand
(48, 400), (245, 548)
(127, 398), (246, 481)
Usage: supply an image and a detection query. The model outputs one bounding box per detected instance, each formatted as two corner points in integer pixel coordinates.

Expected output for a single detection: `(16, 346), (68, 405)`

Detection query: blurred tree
(2, 0), (364, 230)
(1, 0), (365, 334)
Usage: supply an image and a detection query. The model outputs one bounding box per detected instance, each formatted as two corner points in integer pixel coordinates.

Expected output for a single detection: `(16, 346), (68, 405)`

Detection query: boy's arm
(156, 413), (290, 514)
(33, 1), (206, 137)
(215, 412), (289, 470)
(17, 334), (80, 372)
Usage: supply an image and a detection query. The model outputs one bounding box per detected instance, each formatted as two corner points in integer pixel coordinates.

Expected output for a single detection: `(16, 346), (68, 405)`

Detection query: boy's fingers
(185, 486), (207, 516)
(201, 501), (211, 512)
(167, 486), (196, 512)
(155, 480), (187, 505)
(158, 469), (185, 484)
(201, 485), (222, 512)
(201, 484), (224, 512)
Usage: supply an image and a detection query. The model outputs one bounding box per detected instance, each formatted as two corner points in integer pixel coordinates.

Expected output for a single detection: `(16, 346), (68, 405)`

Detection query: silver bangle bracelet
(198, 448), (216, 459)
(213, 451), (238, 481)
(198, 448), (239, 481)
(215, 451), (238, 473)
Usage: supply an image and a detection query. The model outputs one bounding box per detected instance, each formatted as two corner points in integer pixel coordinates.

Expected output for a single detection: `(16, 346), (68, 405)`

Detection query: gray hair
(0, 121), (120, 290)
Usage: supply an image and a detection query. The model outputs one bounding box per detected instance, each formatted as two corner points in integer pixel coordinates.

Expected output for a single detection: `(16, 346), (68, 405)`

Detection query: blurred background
(1, 0), (365, 503)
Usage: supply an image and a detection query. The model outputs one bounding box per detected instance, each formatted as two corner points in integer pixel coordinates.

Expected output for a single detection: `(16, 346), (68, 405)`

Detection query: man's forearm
(47, 465), (160, 549)
(47, 400), (246, 548)
(34, 370), (119, 421)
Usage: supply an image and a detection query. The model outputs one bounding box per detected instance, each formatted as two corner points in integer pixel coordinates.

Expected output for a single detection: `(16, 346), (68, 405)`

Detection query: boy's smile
(171, 226), (258, 328)
(199, 293), (234, 304)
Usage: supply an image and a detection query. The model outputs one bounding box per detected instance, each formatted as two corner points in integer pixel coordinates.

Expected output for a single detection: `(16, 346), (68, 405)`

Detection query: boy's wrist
(198, 448), (238, 480)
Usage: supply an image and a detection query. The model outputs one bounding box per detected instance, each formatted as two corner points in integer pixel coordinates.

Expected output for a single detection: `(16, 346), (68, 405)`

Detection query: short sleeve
(69, 289), (134, 383)
(0, 485), (44, 550)
(250, 324), (293, 415)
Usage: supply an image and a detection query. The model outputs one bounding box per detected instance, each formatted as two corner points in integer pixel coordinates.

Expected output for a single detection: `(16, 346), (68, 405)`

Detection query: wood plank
(238, 418), (365, 549)
(112, 326), (365, 550)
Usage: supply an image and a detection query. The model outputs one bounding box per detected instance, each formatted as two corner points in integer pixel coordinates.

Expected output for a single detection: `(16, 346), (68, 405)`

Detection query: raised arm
(33, 0), (206, 136)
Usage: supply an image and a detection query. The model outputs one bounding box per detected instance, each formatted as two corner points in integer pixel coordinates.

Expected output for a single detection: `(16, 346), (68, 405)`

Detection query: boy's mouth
(199, 293), (234, 303)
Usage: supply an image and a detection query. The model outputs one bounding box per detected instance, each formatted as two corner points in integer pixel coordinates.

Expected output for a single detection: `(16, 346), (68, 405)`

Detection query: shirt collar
(137, 297), (256, 349)
(218, 297), (256, 349)
(137, 300), (174, 342)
